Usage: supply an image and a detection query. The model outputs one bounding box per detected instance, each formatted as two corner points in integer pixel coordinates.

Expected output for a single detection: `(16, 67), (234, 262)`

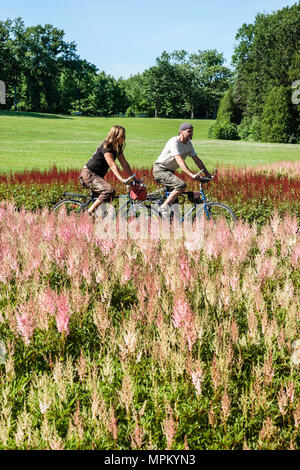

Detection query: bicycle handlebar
(123, 174), (136, 184)
(193, 168), (217, 183)
(124, 174), (147, 191)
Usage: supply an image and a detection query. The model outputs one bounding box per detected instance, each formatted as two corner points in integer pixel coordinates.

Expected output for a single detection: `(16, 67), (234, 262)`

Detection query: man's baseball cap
(179, 122), (193, 131)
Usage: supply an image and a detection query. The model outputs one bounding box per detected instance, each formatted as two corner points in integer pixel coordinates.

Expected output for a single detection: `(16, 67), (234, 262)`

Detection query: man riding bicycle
(152, 122), (214, 215)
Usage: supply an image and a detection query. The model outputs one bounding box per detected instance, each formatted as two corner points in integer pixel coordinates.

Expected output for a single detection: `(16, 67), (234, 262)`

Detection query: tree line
(1, 3), (300, 143)
(213, 2), (300, 143)
(0, 18), (232, 118)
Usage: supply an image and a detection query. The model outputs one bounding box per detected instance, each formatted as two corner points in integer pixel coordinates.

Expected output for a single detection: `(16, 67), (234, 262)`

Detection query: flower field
(0, 163), (299, 450)
(0, 162), (299, 225)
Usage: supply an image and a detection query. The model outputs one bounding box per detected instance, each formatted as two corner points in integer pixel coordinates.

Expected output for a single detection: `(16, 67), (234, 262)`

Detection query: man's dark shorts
(153, 163), (187, 191)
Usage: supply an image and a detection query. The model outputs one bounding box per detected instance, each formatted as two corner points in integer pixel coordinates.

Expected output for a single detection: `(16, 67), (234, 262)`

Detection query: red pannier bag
(130, 183), (147, 201)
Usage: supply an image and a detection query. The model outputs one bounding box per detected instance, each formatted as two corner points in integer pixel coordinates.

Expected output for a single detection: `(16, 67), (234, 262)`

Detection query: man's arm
(174, 154), (195, 178)
(191, 155), (211, 177)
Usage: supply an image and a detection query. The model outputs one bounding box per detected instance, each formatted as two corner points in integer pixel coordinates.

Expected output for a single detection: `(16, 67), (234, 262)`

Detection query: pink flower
(172, 297), (192, 328)
(39, 288), (57, 316)
(257, 225), (275, 255)
(172, 296), (197, 351)
(55, 293), (71, 335)
(179, 256), (191, 286)
(163, 407), (178, 450)
(16, 305), (35, 346)
(257, 256), (276, 281)
(291, 244), (300, 267)
(121, 264), (132, 284)
(191, 368), (204, 396)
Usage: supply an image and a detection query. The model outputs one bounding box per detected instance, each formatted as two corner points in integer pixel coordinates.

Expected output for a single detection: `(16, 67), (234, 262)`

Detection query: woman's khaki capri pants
(80, 167), (115, 203)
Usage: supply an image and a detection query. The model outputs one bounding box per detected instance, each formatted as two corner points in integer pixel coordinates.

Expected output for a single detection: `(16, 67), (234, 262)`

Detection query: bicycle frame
(60, 185), (147, 216)
(149, 181), (212, 224)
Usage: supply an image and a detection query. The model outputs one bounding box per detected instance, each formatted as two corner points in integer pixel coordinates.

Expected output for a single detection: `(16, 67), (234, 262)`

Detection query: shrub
(238, 116), (252, 140)
(261, 86), (293, 143)
(238, 116), (262, 141)
(208, 121), (240, 140)
(216, 88), (241, 124)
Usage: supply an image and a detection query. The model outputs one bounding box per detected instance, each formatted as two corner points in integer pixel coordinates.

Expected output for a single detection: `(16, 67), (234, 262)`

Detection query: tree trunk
(213, 103), (217, 119)
(14, 84), (17, 110)
(154, 105), (158, 118)
(0, 80), (5, 105)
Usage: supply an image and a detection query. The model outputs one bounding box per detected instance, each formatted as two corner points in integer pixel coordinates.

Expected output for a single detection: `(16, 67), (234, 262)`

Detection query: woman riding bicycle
(80, 125), (138, 216)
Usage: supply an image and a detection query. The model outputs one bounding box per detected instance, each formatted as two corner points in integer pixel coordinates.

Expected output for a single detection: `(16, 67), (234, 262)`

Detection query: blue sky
(1, 0), (298, 78)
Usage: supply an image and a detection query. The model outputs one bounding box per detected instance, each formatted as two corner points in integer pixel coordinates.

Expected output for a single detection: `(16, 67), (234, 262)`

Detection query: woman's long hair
(103, 125), (126, 155)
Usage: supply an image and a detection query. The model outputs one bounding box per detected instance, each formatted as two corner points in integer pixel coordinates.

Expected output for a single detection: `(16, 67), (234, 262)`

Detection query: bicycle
(145, 170), (237, 226)
(52, 174), (155, 220)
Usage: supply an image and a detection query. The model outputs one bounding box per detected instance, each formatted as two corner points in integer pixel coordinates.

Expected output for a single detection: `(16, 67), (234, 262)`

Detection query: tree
(232, 3), (300, 136)
(122, 73), (149, 116)
(19, 23), (80, 112)
(0, 18), (24, 110)
(261, 86), (293, 143)
(190, 50), (233, 118)
(82, 72), (127, 116)
(143, 51), (185, 117)
(59, 58), (98, 114)
(169, 50), (205, 119)
(136, 49), (232, 118)
(216, 87), (241, 124)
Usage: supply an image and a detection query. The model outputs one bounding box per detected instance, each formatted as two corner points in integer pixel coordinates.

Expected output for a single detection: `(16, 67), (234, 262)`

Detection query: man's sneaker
(158, 206), (170, 217)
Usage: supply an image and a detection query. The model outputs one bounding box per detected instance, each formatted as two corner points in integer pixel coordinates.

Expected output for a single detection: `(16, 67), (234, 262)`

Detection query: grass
(1, 110), (300, 173)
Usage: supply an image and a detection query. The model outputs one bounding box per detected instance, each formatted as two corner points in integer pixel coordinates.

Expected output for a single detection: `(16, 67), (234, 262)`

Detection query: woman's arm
(117, 153), (135, 178)
(104, 152), (126, 182)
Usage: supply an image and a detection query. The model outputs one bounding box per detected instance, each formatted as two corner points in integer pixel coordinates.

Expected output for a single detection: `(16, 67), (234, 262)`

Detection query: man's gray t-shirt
(155, 136), (197, 171)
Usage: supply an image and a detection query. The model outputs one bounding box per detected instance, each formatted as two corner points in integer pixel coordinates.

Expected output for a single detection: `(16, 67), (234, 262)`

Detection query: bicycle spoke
(204, 202), (236, 226)
(53, 200), (82, 215)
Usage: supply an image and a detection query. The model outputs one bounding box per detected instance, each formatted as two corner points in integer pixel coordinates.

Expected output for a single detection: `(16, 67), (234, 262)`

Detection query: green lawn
(0, 110), (299, 172)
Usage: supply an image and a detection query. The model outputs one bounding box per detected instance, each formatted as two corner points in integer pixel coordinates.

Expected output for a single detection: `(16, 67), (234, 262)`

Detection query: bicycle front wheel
(195, 202), (236, 226)
(52, 199), (83, 215)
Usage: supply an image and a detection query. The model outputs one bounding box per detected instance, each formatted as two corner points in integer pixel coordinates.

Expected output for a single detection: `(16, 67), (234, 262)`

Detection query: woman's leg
(80, 168), (115, 214)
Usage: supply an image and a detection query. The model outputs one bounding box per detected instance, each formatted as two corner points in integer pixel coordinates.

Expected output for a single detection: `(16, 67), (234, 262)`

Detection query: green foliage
(232, 3), (300, 142)
(238, 116), (262, 141)
(0, 182), (81, 211)
(216, 88), (241, 124)
(1, 17), (233, 119)
(208, 121), (240, 140)
(0, 204), (298, 450)
(261, 86), (293, 143)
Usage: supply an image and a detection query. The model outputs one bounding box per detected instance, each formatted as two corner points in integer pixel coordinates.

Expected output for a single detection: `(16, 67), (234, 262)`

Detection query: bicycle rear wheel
(53, 199), (83, 215)
(195, 202), (236, 226)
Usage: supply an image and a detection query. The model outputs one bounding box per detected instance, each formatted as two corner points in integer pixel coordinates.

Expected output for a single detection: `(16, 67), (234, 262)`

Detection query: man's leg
(153, 166), (187, 211)
(160, 188), (185, 209)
